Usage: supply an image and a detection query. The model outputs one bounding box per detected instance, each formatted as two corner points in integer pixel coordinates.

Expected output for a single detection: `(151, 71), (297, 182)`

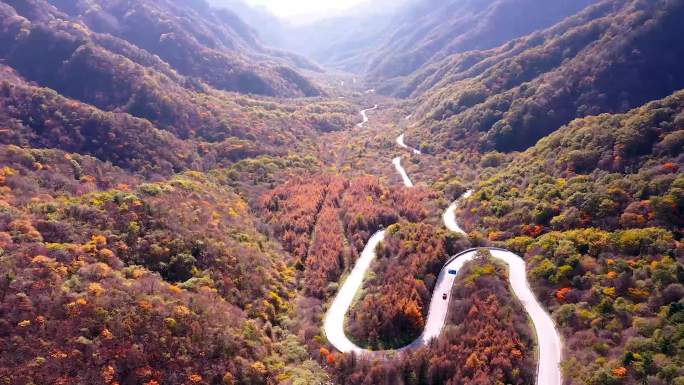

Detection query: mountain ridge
(1, 1), (683, 384)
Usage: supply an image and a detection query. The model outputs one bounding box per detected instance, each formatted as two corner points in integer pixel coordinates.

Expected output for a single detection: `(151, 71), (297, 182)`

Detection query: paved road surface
(322, 114), (563, 385)
(392, 157), (414, 187)
(397, 134), (421, 155)
(323, 231), (386, 355)
(356, 105), (378, 128)
(442, 190), (473, 233)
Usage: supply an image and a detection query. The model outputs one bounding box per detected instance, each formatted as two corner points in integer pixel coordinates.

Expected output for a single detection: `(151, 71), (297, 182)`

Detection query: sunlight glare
(244, 0), (367, 19)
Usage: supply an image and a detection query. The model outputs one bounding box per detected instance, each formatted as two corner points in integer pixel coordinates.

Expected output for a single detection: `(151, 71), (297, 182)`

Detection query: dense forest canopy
(0, 0), (683, 384)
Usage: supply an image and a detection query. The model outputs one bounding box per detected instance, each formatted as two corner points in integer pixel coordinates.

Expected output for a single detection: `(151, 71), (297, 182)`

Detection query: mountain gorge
(0, 0), (683, 384)
(0, 0), (361, 176)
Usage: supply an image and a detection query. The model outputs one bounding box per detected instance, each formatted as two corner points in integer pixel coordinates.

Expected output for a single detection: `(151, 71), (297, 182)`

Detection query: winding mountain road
(392, 157), (414, 187)
(323, 108), (563, 385)
(356, 105), (378, 128)
(442, 190), (473, 234)
(323, 231), (387, 355)
(397, 134), (421, 155)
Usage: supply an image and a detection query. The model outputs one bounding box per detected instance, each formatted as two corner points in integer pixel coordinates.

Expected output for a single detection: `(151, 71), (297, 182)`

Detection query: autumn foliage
(0, 146), (327, 384)
(259, 175), (434, 299)
(523, 228), (684, 385)
(346, 222), (468, 348)
(334, 256), (535, 385)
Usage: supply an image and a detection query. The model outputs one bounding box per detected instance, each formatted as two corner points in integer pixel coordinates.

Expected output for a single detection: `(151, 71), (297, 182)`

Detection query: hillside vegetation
(462, 89), (684, 239)
(345, 222), (468, 349)
(0, 145), (333, 384)
(0, 0), (683, 384)
(1, 0), (321, 97)
(335, 255), (536, 385)
(365, 0), (596, 83)
(406, 0), (684, 153)
(457, 89), (684, 385)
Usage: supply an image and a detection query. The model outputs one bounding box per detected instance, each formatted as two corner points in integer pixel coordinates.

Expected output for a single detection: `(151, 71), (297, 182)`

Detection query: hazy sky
(244, 0), (367, 19)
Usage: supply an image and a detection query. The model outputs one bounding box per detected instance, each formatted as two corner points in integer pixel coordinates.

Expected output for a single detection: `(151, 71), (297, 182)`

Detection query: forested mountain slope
(406, 0), (684, 153)
(0, 0), (321, 97)
(0, 64), (355, 177)
(0, 0), (683, 384)
(0, 144), (337, 384)
(391, 0), (626, 98)
(0, 1), (362, 378)
(363, 0), (597, 83)
(462, 89), (684, 241)
(456, 89), (684, 385)
(0, 0), (355, 173)
(216, 0), (594, 81)
(207, 0), (286, 47)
